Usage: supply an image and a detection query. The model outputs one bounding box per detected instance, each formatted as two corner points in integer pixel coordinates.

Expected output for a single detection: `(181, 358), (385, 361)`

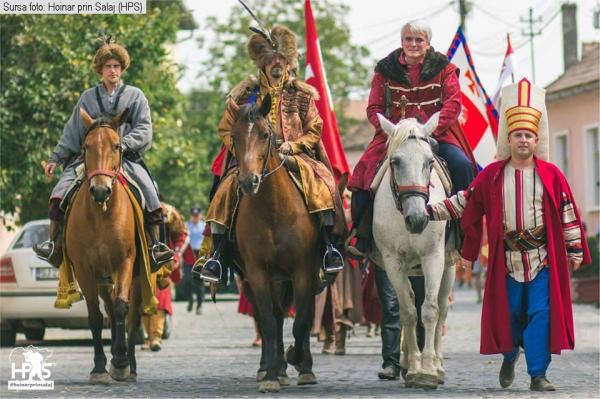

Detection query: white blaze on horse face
(247, 122), (254, 138)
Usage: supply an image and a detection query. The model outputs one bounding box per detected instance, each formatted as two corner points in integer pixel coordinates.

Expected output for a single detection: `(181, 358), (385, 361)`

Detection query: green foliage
(0, 3), (184, 223)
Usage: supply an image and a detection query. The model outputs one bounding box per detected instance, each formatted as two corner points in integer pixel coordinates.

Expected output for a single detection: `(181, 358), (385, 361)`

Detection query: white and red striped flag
(447, 27), (499, 168)
(492, 33), (518, 109)
(304, 0), (350, 183)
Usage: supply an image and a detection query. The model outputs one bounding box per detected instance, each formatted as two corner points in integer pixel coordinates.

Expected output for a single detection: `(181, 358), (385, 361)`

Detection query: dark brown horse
(66, 108), (142, 384)
(231, 95), (322, 392)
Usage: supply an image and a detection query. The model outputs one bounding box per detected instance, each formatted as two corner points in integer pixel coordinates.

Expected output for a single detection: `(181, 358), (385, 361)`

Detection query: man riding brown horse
(33, 37), (173, 271)
(196, 24), (346, 283)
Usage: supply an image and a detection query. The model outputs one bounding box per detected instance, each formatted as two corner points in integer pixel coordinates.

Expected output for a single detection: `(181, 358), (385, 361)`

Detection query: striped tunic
(429, 164), (583, 282)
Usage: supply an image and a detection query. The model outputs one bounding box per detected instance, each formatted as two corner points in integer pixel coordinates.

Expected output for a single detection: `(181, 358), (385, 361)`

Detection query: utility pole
(521, 7), (542, 84)
(459, 0), (470, 33)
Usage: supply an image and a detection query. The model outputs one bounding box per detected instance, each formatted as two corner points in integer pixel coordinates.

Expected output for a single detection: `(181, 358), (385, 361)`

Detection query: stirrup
(322, 244), (344, 274)
(34, 240), (55, 262)
(194, 257), (222, 283)
(150, 242), (174, 267)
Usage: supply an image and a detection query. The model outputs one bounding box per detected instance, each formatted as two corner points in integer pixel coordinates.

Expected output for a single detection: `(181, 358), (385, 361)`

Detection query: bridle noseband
(389, 134), (433, 213)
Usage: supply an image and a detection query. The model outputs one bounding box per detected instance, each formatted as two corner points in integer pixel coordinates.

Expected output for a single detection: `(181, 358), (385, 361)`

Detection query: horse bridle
(83, 122), (123, 189)
(258, 124), (286, 180)
(389, 134), (433, 213)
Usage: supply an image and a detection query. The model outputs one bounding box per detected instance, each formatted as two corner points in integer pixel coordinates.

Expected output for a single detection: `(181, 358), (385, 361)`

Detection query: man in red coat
(428, 78), (590, 391)
(347, 19), (476, 256)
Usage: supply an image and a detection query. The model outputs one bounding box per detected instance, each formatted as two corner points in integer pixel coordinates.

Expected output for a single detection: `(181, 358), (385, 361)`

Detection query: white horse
(372, 113), (459, 389)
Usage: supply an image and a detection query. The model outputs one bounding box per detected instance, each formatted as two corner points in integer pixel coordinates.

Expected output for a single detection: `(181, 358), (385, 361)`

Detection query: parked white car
(0, 219), (94, 346)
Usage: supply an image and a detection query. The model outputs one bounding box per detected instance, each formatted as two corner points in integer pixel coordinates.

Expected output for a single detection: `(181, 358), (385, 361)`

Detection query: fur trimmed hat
(92, 40), (130, 75)
(247, 24), (299, 72)
(496, 78), (549, 160)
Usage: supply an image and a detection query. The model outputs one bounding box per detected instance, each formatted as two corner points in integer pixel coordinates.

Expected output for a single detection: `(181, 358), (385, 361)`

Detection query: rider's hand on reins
(460, 257), (472, 271)
(279, 142), (292, 155)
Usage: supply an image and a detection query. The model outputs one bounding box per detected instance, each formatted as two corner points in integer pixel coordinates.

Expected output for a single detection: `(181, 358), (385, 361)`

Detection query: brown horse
(65, 108), (142, 384)
(231, 95), (322, 392)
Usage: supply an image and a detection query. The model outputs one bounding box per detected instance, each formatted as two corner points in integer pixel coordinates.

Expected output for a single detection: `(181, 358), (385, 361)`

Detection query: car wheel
(162, 314), (172, 340)
(0, 326), (17, 347)
(24, 326), (46, 341)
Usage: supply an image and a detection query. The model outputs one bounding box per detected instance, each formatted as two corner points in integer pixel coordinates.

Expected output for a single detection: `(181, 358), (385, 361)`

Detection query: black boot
(322, 229), (344, 274)
(33, 219), (64, 268)
(148, 225), (174, 273)
(346, 190), (372, 259)
(192, 233), (224, 283)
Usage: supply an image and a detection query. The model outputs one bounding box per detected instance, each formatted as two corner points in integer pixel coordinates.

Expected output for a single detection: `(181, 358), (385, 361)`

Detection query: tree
(0, 2), (186, 224)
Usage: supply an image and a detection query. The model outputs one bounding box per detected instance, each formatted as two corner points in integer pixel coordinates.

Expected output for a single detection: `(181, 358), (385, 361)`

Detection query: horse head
(378, 112), (439, 234)
(80, 107), (129, 205)
(231, 94), (278, 195)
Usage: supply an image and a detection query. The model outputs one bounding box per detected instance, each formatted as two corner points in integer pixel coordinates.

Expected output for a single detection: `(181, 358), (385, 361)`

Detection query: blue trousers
(437, 143), (475, 193)
(503, 268), (551, 377)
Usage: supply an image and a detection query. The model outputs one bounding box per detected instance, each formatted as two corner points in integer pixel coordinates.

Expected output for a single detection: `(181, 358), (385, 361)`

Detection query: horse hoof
(414, 372), (439, 390)
(126, 373), (137, 383)
(297, 373), (317, 385)
(258, 380), (280, 393)
(405, 372), (417, 388)
(278, 372), (290, 386)
(284, 345), (297, 366)
(89, 372), (110, 385)
(437, 369), (445, 385)
(109, 364), (130, 381)
(256, 370), (266, 382)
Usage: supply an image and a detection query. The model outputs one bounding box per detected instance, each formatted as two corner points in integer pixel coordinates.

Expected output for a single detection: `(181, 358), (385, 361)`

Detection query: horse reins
(389, 134), (433, 213)
(260, 127), (286, 180)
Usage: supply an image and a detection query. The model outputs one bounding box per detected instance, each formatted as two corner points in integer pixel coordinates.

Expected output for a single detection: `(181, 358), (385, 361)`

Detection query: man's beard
(270, 66), (283, 79)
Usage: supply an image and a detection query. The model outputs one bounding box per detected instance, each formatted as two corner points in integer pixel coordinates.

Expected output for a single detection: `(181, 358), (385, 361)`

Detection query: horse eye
(114, 143), (120, 150)
(262, 132), (269, 140)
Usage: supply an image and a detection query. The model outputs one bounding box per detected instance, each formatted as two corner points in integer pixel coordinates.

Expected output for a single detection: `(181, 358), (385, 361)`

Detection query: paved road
(1, 288), (598, 398)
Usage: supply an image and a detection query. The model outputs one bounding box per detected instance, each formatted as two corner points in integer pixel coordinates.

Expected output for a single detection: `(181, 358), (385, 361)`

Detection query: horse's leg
(415, 250), (445, 389)
(382, 259), (420, 386)
(272, 282), (289, 386)
(289, 270), (317, 385)
(246, 271), (280, 393)
(434, 260), (456, 385)
(109, 258), (134, 381)
(126, 276), (142, 382)
(86, 295), (110, 385)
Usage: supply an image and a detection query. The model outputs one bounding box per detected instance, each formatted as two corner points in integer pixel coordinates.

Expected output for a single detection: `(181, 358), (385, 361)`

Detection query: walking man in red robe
(428, 78), (590, 391)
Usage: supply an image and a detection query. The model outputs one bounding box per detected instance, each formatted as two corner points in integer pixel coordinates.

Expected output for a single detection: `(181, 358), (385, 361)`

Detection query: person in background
(184, 205), (206, 315)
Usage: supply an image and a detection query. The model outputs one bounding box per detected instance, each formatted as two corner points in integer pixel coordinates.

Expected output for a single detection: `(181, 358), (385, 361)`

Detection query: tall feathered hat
(92, 34), (130, 75)
(238, 0), (298, 72)
(496, 78), (549, 160)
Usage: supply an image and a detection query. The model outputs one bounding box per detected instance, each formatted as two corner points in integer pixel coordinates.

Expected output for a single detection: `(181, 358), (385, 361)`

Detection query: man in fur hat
(428, 78), (590, 391)
(347, 19), (477, 257)
(196, 24), (346, 283)
(34, 39), (173, 270)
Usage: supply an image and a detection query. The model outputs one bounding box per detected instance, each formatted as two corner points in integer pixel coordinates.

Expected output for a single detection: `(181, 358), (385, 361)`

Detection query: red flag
(304, 0), (350, 182)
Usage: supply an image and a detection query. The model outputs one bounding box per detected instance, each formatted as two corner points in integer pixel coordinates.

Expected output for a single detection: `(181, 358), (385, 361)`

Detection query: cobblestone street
(1, 288), (598, 398)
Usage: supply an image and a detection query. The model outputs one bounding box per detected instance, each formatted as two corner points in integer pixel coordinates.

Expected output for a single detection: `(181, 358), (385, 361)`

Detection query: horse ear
(424, 112), (440, 136)
(259, 93), (272, 117)
(377, 113), (396, 136)
(79, 107), (94, 128)
(112, 108), (130, 128)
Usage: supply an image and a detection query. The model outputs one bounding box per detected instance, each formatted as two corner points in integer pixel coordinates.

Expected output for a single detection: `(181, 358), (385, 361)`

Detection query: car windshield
(13, 224), (50, 249)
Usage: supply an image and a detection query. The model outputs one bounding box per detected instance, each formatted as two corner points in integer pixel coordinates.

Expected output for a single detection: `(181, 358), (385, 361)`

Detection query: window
(586, 126), (600, 208)
(554, 133), (569, 177)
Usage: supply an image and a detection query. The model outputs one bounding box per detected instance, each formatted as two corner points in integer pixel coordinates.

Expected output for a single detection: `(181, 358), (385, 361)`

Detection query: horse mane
(386, 118), (423, 157)
(238, 102), (263, 124)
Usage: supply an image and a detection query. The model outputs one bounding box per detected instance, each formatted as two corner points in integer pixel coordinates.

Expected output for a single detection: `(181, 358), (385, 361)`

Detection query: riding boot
(33, 218), (64, 268)
(192, 233), (224, 283)
(334, 324), (347, 355)
(321, 227), (344, 274)
(147, 224), (174, 273)
(346, 190), (373, 259)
